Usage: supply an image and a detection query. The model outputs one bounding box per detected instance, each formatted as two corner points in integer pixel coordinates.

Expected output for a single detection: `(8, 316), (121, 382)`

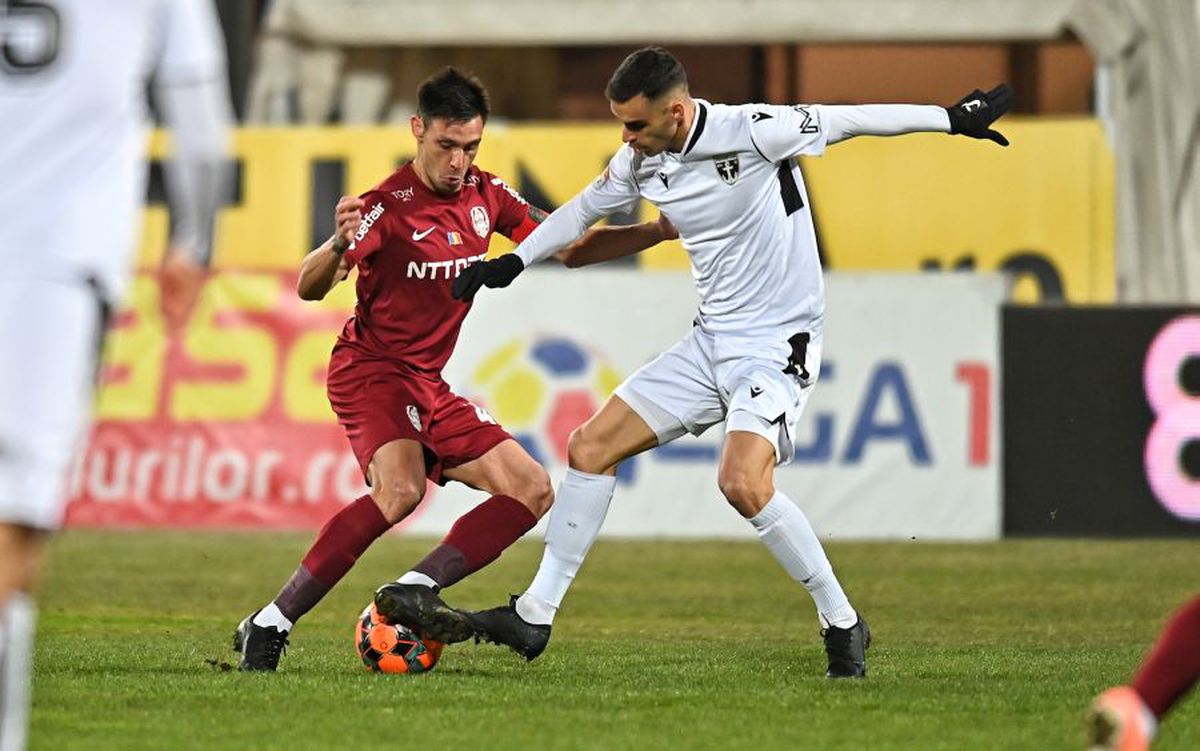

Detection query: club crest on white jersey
(713, 153), (740, 185)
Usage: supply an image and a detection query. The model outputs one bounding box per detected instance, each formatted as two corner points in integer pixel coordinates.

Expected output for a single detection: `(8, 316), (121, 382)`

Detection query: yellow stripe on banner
(140, 119), (1112, 302)
(798, 118), (1114, 303)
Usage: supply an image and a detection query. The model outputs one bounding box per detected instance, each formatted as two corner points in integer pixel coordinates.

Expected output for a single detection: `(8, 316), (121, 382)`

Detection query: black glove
(451, 253), (525, 301)
(946, 84), (1014, 146)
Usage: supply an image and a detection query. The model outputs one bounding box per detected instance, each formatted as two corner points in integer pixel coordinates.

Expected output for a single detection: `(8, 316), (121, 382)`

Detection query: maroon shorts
(327, 347), (511, 484)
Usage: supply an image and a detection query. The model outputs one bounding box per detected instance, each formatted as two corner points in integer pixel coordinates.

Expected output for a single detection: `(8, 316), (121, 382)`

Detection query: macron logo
(354, 202), (386, 242)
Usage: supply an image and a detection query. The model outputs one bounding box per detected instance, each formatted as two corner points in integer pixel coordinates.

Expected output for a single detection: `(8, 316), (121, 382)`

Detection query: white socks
(0, 592), (35, 751)
(516, 469), (616, 626)
(253, 602), (294, 632)
(395, 571), (438, 590)
(749, 492), (857, 629)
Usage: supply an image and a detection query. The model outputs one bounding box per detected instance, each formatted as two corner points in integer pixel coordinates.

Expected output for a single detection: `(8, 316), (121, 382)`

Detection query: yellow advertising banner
(141, 119), (1113, 302)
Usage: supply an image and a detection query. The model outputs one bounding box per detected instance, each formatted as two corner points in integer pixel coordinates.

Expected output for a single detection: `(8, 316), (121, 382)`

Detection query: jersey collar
(680, 99), (709, 157)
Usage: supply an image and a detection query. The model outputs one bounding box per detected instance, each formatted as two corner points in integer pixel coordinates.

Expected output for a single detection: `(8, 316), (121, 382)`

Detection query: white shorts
(614, 326), (821, 465)
(0, 279), (106, 530)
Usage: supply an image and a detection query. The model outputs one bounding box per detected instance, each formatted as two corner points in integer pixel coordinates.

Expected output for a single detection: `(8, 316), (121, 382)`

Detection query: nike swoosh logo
(412, 227), (436, 241)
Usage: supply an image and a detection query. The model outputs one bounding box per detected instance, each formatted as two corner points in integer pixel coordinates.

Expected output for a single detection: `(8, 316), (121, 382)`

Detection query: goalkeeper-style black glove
(946, 84), (1014, 146)
(451, 253), (525, 301)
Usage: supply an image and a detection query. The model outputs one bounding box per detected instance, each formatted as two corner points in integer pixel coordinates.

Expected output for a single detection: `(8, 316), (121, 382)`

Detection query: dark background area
(1004, 306), (1200, 536)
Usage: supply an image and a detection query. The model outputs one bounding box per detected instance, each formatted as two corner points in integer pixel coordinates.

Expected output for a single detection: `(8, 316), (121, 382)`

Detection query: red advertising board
(63, 271), (430, 529)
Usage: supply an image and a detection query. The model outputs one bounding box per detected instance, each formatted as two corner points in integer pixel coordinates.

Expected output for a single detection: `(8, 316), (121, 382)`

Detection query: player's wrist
(331, 234), (350, 256)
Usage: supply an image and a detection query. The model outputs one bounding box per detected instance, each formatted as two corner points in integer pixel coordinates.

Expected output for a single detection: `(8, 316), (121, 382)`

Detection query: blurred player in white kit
(0, 1), (231, 747)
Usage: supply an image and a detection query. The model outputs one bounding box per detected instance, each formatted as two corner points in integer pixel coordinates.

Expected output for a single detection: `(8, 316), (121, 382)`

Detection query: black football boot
(821, 615), (871, 678)
(373, 583), (476, 643)
(233, 611), (289, 672)
(468, 595), (552, 661)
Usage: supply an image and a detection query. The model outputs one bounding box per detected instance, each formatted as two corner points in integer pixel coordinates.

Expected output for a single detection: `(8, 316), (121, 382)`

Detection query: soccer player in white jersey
(453, 47), (1011, 678)
(0, 1), (231, 746)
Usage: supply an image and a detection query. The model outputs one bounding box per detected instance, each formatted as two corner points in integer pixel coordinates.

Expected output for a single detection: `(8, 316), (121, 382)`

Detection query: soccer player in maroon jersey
(1087, 594), (1200, 750)
(233, 68), (675, 671)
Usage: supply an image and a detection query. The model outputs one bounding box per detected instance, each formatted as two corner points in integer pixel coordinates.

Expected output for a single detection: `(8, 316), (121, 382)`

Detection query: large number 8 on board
(1143, 316), (1200, 521)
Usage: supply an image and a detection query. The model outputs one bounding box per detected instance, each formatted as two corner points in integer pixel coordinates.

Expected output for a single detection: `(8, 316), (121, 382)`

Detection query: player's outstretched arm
(297, 196), (357, 300)
(821, 84), (1013, 147)
(452, 196), (600, 301)
(154, 0), (234, 331)
(452, 154), (640, 302)
(156, 78), (233, 330)
(557, 213), (678, 268)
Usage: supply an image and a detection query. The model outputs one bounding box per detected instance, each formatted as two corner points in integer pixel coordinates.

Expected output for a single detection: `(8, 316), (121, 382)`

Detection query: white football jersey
(0, 0), (225, 301)
(518, 99), (834, 364)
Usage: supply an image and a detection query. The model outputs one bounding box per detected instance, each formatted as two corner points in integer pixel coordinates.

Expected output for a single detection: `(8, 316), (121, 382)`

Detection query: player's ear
(410, 115), (425, 141)
(668, 96), (686, 125)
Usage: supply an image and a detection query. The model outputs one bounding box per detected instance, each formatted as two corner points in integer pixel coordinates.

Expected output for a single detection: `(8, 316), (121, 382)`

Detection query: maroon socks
(412, 495), (536, 589)
(1133, 594), (1200, 718)
(274, 495), (391, 622)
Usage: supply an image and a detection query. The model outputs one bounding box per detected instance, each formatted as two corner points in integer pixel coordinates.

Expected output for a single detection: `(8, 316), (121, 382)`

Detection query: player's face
(411, 115), (485, 195)
(610, 94), (686, 156)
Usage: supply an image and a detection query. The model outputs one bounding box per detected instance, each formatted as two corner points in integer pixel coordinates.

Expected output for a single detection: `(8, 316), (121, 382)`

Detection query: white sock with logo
(0, 592), (35, 751)
(748, 492), (858, 629)
(516, 469), (616, 626)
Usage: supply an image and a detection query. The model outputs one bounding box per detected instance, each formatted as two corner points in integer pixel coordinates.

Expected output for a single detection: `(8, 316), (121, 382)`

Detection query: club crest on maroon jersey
(470, 206), (490, 238)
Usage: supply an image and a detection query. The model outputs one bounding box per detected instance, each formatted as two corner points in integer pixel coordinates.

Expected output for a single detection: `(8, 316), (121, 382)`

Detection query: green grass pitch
(31, 532), (1199, 750)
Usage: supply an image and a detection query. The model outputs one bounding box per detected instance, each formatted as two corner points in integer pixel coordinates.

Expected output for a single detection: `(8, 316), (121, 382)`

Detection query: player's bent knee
(515, 469), (554, 518)
(566, 426), (610, 474)
(371, 481), (425, 524)
(717, 474), (773, 517)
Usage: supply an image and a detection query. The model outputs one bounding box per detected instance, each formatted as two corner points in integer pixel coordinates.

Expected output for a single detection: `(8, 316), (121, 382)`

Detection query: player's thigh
(721, 345), (822, 467)
(328, 358), (436, 485)
(441, 438), (553, 516)
(607, 330), (724, 461)
(366, 439), (430, 522)
(0, 280), (103, 531)
(567, 394), (661, 474)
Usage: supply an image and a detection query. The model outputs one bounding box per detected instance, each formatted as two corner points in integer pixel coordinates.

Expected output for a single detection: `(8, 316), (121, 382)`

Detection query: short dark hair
(605, 47), (688, 103)
(417, 67), (490, 124)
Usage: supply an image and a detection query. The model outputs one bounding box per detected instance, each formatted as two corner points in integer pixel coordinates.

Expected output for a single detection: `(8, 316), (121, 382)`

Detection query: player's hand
(656, 213), (679, 241)
(332, 196), (365, 253)
(451, 254), (525, 302)
(946, 84), (1014, 146)
(160, 246), (207, 332)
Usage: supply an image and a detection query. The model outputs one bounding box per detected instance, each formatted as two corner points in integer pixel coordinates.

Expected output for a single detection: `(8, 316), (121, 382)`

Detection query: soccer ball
(354, 603), (443, 674)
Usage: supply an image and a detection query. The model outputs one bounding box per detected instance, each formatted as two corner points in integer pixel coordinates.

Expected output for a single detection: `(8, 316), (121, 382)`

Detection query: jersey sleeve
(153, 0), (227, 85)
(488, 175), (537, 242)
(821, 104), (951, 145)
(342, 194), (392, 267)
(513, 148), (641, 267)
(746, 104), (832, 162)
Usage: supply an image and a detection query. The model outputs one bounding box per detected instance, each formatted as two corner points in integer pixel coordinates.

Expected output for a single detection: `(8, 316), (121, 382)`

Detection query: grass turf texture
(33, 532), (1198, 750)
